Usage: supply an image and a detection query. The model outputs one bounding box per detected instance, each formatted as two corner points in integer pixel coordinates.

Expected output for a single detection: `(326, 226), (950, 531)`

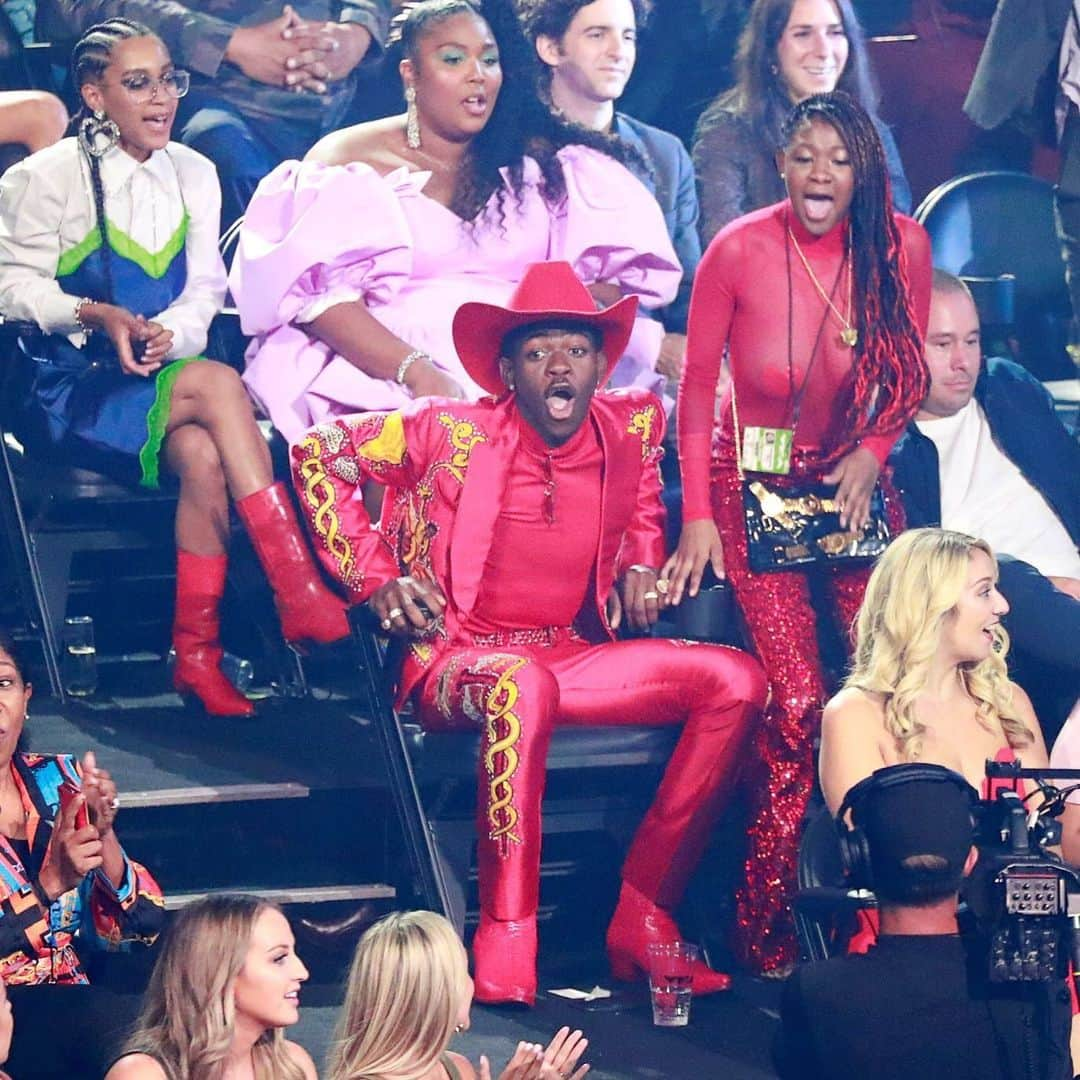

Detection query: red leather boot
(473, 912), (538, 1006)
(606, 881), (732, 994)
(172, 550), (255, 717)
(235, 483), (349, 646)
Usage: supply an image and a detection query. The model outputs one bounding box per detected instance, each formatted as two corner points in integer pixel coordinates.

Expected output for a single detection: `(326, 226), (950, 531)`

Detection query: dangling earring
(405, 85), (421, 150)
(79, 109), (120, 159)
(770, 62), (779, 75)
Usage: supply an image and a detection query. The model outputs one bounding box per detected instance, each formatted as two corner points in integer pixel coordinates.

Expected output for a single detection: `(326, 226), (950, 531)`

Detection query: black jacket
(889, 356), (1080, 547)
(775, 934), (1072, 1080)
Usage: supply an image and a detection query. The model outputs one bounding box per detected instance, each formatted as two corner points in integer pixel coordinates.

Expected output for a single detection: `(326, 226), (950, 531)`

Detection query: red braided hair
(782, 92), (928, 448)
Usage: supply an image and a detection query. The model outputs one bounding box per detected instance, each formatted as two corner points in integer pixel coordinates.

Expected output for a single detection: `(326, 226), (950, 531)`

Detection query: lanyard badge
(739, 425), (793, 475)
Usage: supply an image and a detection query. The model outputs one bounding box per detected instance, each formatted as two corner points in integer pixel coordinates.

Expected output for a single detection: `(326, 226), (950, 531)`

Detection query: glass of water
(646, 942), (697, 1027)
(61, 616), (97, 697)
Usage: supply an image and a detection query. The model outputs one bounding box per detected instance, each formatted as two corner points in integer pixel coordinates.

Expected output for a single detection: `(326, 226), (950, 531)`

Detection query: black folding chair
(794, 804), (877, 962)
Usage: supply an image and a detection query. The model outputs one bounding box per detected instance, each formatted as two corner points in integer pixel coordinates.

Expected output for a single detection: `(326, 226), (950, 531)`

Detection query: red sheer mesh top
(677, 202), (932, 520)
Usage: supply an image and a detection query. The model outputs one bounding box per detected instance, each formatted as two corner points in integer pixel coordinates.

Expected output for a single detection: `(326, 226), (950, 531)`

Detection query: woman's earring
(770, 62), (779, 75)
(405, 85), (421, 150)
(79, 109), (120, 159)
(454, 1023), (465, 1033)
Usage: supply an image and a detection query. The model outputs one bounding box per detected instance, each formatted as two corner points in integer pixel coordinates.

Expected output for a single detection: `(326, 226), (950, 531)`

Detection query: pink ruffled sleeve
(551, 145), (681, 307)
(229, 161), (418, 336)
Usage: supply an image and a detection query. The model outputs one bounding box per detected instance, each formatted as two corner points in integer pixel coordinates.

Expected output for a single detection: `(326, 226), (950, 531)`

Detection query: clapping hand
(80, 751), (119, 839)
(479, 1028), (590, 1080)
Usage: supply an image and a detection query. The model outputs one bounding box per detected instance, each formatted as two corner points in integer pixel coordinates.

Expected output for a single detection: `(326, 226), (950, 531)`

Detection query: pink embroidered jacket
(291, 389), (668, 703)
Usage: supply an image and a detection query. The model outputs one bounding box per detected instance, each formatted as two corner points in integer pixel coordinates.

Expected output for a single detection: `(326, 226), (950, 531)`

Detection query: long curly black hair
(390, 0), (626, 225)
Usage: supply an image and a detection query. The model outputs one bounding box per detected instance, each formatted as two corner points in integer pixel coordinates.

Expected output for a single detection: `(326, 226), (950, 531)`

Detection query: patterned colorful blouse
(0, 753), (164, 985)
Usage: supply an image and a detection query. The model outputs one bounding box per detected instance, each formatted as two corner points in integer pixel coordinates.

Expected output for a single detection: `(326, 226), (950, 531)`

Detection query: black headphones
(836, 763), (980, 890)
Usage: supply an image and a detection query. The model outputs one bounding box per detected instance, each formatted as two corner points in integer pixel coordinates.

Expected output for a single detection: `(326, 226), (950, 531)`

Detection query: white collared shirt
(916, 398), (1080, 578)
(0, 138), (226, 359)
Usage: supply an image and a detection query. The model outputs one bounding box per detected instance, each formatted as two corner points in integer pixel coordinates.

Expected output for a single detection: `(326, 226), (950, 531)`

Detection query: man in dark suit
(964, 0), (1080, 328)
(519, 0), (701, 392)
(775, 764), (1072, 1080)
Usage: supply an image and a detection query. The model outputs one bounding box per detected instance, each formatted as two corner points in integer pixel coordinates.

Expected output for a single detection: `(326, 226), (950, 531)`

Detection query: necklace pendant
(841, 326), (858, 348)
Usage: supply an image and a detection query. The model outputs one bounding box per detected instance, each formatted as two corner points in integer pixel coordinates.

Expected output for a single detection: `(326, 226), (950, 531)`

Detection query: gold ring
(656, 579), (670, 595)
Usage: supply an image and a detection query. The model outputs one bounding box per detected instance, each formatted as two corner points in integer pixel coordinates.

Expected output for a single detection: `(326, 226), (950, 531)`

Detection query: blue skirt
(23, 333), (197, 489)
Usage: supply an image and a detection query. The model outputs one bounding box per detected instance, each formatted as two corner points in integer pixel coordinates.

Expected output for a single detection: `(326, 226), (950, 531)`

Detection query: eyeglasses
(113, 70), (190, 103)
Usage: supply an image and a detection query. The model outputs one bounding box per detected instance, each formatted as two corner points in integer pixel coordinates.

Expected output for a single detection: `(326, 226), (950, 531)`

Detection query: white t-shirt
(915, 399), (1080, 579)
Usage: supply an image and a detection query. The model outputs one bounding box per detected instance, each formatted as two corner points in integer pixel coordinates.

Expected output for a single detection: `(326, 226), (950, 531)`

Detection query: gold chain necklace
(786, 226), (858, 348)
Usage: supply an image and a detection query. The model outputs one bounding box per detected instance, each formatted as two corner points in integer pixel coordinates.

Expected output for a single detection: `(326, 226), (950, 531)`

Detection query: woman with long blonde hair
(328, 911), (589, 1080)
(105, 894), (315, 1080)
(820, 527), (1048, 814)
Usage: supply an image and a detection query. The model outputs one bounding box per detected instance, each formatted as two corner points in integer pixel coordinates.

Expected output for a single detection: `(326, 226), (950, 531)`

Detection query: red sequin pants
(415, 636), (766, 924)
(711, 461), (903, 973)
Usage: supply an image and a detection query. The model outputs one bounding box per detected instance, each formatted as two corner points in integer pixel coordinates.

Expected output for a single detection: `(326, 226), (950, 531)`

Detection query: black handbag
(731, 384), (891, 574)
(741, 477), (891, 573)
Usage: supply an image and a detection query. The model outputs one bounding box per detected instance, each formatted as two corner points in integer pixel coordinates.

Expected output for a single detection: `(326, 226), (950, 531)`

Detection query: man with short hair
(66, 0), (390, 230)
(291, 260), (766, 1005)
(890, 270), (1080, 722)
(775, 764), (1072, 1080)
(520, 0), (700, 388)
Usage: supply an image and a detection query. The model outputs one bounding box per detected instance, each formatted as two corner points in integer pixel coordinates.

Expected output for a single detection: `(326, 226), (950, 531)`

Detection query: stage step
(164, 882), (396, 911)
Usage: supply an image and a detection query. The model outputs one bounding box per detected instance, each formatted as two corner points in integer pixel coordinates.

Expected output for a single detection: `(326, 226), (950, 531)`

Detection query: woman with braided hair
(0, 19), (349, 718)
(664, 90), (932, 975)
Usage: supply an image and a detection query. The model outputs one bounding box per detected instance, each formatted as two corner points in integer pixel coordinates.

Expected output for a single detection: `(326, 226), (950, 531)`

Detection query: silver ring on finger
(643, 591), (659, 600)
(387, 607), (404, 620)
(381, 617), (392, 630)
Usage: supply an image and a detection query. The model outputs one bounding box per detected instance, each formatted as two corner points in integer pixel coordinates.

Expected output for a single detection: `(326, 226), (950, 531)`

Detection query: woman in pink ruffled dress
(230, 0), (682, 442)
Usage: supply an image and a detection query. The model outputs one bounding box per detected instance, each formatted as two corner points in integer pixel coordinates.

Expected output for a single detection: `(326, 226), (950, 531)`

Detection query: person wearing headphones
(775, 763), (1072, 1080)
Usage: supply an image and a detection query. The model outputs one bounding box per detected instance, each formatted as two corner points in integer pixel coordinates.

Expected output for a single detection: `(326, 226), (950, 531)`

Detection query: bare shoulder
(822, 686), (885, 731)
(104, 1055), (168, 1080)
(448, 1050), (477, 1079)
(1008, 681), (1050, 763)
(285, 1040), (318, 1080)
(306, 118), (405, 169)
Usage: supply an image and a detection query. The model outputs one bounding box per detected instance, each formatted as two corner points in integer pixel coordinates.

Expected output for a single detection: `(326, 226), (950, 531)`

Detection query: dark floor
(17, 653), (782, 1079)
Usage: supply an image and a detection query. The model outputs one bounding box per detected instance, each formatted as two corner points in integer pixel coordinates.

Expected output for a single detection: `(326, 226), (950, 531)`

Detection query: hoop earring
(79, 109), (120, 159)
(405, 85), (421, 150)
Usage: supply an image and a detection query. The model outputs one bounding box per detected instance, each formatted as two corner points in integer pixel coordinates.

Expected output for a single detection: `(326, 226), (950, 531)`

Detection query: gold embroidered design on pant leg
(483, 656), (528, 851)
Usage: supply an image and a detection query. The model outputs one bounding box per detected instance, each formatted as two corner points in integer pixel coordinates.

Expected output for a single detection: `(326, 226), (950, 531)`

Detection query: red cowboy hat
(452, 261), (639, 396)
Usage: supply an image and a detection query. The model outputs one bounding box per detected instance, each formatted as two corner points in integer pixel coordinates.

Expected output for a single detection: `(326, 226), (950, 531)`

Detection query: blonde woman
(329, 911), (589, 1080)
(820, 527), (1048, 814)
(105, 895), (315, 1080)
